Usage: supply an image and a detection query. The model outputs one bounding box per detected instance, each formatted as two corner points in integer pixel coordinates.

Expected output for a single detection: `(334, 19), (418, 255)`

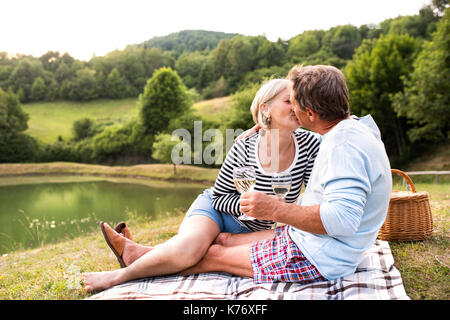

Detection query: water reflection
(0, 177), (206, 253)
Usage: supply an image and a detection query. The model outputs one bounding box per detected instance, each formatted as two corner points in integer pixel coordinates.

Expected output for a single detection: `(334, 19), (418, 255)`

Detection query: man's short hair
(288, 65), (350, 121)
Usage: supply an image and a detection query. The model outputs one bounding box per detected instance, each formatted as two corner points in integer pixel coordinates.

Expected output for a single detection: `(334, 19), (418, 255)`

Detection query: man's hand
(240, 191), (285, 221)
(234, 124), (261, 141)
(241, 191), (326, 234)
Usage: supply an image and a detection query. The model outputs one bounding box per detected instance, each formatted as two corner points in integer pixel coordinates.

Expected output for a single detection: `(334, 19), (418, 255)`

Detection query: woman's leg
(113, 225), (274, 270)
(82, 215), (220, 292)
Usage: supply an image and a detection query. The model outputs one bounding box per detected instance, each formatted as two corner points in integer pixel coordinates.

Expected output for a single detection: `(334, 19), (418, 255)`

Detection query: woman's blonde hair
(250, 78), (290, 128)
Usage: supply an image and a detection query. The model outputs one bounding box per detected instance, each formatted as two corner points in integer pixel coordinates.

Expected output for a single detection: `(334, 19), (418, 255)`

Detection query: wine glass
(271, 173), (292, 229)
(271, 173), (292, 199)
(233, 166), (256, 221)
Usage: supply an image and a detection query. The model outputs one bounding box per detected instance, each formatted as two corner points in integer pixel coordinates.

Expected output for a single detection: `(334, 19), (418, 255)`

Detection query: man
(179, 64), (392, 283)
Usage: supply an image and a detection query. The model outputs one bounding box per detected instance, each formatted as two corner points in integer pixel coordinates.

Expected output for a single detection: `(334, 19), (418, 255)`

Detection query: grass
(0, 162), (219, 184)
(22, 96), (233, 144)
(0, 212), (185, 300)
(0, 174), (448, 299)
(22, 98), (139, 143)
(191, 96), (233, 122)
(388, 182), (449, 300)
(405, 142), (450, 172)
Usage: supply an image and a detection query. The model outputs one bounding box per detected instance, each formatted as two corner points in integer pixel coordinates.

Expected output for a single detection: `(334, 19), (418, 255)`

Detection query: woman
(82, 79), (321, 292)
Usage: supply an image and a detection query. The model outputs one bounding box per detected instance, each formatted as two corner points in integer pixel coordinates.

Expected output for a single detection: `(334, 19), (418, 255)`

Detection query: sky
(3, 0), (431, 61)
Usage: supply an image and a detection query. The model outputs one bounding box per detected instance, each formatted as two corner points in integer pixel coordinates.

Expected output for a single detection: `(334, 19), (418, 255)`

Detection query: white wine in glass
(234, 178), (256, 194)
(233, 166), (256, 221)
(271, 173), (292, 199)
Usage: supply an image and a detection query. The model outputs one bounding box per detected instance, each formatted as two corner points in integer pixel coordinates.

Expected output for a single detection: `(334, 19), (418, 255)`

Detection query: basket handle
(391, 169), (416, 193)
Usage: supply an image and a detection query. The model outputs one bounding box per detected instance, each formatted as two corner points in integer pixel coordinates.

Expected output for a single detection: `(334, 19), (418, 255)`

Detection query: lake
(0, 176), (207, 254)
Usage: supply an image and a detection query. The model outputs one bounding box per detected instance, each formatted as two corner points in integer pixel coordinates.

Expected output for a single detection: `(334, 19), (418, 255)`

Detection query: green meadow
(191, 96), (233, 122)
(22, 97), (232, 143)
(22, 98), (139, 143)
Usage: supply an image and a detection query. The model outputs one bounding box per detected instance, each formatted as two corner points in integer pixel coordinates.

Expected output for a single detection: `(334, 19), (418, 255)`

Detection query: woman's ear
(259, 103), (271, 118)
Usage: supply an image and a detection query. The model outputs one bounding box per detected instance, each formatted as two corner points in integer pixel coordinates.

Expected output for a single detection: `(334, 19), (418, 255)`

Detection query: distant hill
(406, 140), (450, 171)
(139, 30), (239, 54)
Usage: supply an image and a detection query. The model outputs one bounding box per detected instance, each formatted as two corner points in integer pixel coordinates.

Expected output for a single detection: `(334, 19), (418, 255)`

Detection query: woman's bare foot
(82, 269), (125, 293)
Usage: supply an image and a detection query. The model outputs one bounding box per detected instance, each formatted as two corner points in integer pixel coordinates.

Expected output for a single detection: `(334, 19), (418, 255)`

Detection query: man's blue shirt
(289, 115), (392, 280)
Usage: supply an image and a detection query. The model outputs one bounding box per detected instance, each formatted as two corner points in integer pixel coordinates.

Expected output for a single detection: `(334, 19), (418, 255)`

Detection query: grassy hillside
(191, 96), (233, 122)
(22, 97), (232, 143)
(406, 141), (450, 171)
(22, 99), (140, 143)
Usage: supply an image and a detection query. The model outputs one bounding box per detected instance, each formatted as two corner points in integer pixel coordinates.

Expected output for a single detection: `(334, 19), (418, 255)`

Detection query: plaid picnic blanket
(87, 239), (409, 300)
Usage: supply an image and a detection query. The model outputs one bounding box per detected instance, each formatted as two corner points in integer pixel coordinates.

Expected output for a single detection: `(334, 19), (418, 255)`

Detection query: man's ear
(304, 107), (316, 121)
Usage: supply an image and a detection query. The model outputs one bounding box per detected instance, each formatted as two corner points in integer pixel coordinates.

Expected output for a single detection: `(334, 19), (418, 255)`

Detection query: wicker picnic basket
(377, 169), (433, 241)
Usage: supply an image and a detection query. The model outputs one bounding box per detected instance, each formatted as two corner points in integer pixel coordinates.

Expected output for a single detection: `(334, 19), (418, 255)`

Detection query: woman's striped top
(212, 129), (321, 232)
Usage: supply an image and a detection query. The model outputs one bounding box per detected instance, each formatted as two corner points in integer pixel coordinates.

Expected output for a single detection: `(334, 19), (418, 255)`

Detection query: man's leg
(179, 228), (275, 277)
(214, 229), (274, 247)
(178, 242), (254, 278)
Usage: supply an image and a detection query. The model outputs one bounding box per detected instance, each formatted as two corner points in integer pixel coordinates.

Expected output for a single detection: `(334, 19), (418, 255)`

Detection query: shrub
(0, 133), (40, 163)
(72, 118), (94, 141)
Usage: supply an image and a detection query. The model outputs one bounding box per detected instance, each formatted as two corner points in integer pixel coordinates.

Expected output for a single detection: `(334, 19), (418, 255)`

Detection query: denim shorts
(184, 188), (251, 234)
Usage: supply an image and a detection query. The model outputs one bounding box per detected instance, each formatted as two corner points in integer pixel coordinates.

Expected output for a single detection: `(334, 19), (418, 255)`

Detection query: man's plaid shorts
(250, 225), (327, 284)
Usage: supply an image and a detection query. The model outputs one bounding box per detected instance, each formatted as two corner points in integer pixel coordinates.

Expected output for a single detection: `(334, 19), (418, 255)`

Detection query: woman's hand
(234, 124), (261, 141)
(240, 191), (284, 221)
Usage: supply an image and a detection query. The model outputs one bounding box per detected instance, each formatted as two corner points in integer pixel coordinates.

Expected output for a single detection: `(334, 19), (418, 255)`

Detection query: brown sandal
(114, 221), (133, 240)
(100, 221), (126, 268)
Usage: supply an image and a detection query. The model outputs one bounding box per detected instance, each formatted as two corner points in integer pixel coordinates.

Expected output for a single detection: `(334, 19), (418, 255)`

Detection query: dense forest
(0, 0), (448, 167)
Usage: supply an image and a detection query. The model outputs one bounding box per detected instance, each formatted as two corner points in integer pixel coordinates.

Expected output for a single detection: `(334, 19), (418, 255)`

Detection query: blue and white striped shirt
(212, 129), (321, 232)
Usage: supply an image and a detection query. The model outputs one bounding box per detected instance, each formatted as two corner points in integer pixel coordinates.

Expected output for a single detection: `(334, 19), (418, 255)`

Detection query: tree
(226, 36), (257, 84)
(91, 124), (132, 162)
(104, 68), (127, 99)
(8, 58), (46, 102)
(175, 51), (209, 89)
(117, 47), (147, 94)
(287, 31), (322, 61)
(202, 76), (228, 99)
(345, 34), (419, 161)
(226, 82), (260, 131)
(30, 76), (47, 101)
(152, 133), (184, 174)
(0, 88), (29, 140)
(324, 25), (362, 60)
(39, 51), (61, 72)
(432, 0), (449, 14)
(0, 88), (38, 163)
(54, 61), (76, 84)
(255, 38), (286, 68)
(211, 39), (232, 78)
(139, 67), (191, 135)
(392, 8), (450, 144)
(73, 118), (94, 141)
(68, 67), (99, 101)
(142, 30), (238, 55)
